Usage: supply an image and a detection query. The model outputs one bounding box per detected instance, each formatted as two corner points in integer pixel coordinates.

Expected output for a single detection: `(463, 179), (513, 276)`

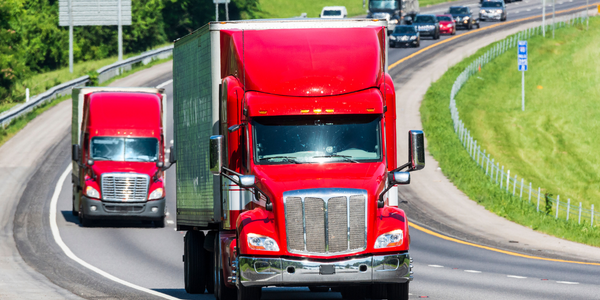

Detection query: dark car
(389, 25), (420, 48)
(448, 6), (480, 30)
(480, 0), (507, 21)
(412, 14), (440, 40)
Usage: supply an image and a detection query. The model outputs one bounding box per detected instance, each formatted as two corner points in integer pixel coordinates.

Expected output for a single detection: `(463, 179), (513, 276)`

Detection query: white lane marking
(156, 79), (173, 89)
(50, 166), (180, 300)
(464, 270), (482, 273)
(507, 275), (527, 279)
(557, 281), (579, 285)
(166, 220), (175, 224)
(428, 265), (444, 268)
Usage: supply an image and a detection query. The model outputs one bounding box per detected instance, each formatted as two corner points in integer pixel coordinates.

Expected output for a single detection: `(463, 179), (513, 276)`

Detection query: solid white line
(50, 165), (180, 300)
(156, 79), (173, 89)
(507, 275), (527, 279)
(556, 281), (579, 285)
(464, 270), (482, 273)
(428, 265), (444, 268)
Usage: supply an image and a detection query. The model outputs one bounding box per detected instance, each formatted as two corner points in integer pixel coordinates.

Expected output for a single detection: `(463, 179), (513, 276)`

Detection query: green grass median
(421, 18), (600, 246)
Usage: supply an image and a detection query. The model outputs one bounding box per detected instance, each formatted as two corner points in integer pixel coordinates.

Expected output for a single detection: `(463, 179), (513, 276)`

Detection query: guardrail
(0, 45), (173, 128)
(449, 12), (597, 227)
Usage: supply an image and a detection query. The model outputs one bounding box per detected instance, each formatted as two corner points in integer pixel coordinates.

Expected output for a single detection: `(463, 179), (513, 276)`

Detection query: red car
(436, 14), (456, 35)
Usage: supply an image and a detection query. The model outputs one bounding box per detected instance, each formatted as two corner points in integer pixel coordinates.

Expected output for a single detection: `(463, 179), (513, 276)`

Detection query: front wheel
(387, 282), (409, 300)
(237, 285), (261, 300)
(184, 231), (206, 294)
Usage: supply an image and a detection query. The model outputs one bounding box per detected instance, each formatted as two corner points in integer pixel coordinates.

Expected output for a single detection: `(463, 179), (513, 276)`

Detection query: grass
(420, 20), (600, 247)
(0, 55), (172, 148)
(259, 0), (458, 18)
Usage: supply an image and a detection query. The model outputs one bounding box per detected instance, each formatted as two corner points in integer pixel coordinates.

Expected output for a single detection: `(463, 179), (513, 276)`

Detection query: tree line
(0, 0), (260, 102)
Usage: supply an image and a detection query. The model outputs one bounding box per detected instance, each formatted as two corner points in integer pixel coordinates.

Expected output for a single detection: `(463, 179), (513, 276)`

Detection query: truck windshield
(369, 0), (399, 9)
(91, 137), (159, 162)
(253, 115), (382, 164)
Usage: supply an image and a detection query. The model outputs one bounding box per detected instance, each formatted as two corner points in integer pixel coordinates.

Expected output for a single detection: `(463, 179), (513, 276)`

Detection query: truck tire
(215, 234), (236, 300)
(184, 231), (206, 294)
(78, 204), (93, 227)
(387, 282), (409, 300)
(308, 286), (330, 292)
(341, 286), (366, 299)
(154, 218), (165, 228)
(237, 285), (261, 300)
(72, 186), (78, 216)
(205, 249), (214, 294)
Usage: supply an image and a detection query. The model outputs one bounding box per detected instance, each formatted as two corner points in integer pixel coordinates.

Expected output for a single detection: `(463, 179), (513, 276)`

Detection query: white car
(320, 6), (348, 18)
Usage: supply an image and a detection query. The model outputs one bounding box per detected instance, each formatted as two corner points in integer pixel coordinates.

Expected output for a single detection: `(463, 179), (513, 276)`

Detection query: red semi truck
(173, 19), (424, 300)
(71, 87), (173, 227)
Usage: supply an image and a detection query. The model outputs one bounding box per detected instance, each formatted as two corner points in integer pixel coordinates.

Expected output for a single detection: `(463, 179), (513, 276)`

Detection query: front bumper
(81, 196), (165, 220)
(480, 13), (502, 20)
(417, 30), (435, 36)
(238, 253), (411, 287)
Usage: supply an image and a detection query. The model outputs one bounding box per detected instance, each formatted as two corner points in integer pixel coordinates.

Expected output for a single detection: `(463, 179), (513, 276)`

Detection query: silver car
(480, 0), (507, 22)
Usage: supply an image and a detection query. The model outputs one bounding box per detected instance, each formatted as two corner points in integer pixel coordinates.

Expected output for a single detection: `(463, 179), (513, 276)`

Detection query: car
(320, 6), (347, 18)
(436, 14), (456, 35)
(480, 0), (507, 21)
(448, 6), (480, 30)
(389, 25), (420, 47)
(412, 14), (440, 39)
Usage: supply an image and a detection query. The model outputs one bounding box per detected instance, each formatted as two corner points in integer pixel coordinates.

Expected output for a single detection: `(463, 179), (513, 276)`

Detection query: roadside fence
(0, 45), (173, 128)
(449, 12), (597, 227)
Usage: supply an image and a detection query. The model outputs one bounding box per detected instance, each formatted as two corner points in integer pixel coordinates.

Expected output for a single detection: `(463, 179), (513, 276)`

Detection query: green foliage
(420, 21), (600, 246)
(0, 0), (29, 101)
(87, 70), (99, 86)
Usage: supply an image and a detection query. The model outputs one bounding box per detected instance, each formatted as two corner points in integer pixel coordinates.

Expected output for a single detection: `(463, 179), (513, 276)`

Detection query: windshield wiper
(312, 154), (359, 163)
(259, 156), (302, 164)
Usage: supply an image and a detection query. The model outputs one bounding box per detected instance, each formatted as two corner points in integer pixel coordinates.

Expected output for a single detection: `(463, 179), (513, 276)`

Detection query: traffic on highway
(2, 0), (600, 300)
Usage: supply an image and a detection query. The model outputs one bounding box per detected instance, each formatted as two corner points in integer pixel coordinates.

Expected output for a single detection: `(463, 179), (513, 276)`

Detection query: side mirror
(87, 159), (94, 166)
(209, 135), (226, 175)
(168, 145), (176, 164)
(389, 172), (410, 185)
(239, 175), (255, 188)
(408, 130), (425, 171)
(72, 144), (80, 162)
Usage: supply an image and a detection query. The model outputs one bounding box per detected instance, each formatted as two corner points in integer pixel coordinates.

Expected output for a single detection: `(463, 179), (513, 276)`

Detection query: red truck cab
(71, 87), (171, 227)
(173, 20), (424, 300)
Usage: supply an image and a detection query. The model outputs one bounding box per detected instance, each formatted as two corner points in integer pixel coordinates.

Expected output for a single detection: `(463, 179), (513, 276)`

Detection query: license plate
(319, 265), (335, 275)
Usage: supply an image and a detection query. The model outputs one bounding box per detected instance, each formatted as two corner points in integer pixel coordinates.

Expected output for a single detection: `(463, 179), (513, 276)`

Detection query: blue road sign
(518, 41), (528, 71)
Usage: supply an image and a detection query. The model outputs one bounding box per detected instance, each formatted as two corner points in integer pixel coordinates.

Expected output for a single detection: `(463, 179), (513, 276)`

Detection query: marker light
(326, 109), (334, 113)
(374, 230), (404, 248)
(313, 109), (322, 113)
(247, 233), (280, 251)
(86, 186), (100, 199)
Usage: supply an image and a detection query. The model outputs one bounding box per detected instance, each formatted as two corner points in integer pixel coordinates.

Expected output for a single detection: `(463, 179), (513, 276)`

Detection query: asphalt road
(11, 1), (600, 299)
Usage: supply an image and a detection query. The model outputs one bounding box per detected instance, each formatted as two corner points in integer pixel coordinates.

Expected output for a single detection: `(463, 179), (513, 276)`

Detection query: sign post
(518, 41), (528, 111)
(213, 0), (231, 22)
(59, 0), (132, 73)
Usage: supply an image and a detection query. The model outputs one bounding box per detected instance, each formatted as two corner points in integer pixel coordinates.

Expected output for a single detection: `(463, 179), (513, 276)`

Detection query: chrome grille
(284, 188), (367, 255)
(101, 173), (149, 202)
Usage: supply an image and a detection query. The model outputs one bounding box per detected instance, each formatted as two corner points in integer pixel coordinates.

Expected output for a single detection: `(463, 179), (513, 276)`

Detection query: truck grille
(284, 188), (367, 255)
(101, 173), (149, 202)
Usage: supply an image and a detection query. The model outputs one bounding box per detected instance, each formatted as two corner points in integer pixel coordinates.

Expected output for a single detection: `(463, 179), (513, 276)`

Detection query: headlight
(464, 16), (470, 20)
(148, 188), (164, 200)
(448, 23), (453, 27)
(410, 36), (417, 40)
(480, 10), (485, 14)
(86, 186), (100, 199)
(389, 35), (397, 40)
(389, 19), (399, 25)
(374, 230), (404, 248)
(247, 233), (280, 251)
(496, 9), (503, 13)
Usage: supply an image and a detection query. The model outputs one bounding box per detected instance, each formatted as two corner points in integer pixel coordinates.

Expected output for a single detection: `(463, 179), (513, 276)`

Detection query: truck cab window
(252, 114), (382, 164)
(91, 137), (159, 162)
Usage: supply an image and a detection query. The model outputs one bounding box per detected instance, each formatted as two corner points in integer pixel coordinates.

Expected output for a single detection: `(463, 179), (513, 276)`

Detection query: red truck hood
(90, 161), (159, 179)
(252, 162), (387, 198)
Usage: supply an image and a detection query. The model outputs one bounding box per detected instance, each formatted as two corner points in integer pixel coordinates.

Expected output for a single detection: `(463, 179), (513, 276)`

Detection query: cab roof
(87, 92), (162, 133)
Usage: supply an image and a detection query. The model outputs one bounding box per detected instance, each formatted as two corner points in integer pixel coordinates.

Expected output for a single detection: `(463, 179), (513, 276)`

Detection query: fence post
(578, 202), (582, 225)
(529, 182), (532, 202)
(512, 175), (517, 196)
(506, 169), (510, 192)
(496, 162), (500, 183)
(486, 154), (490, 175)
(556, 195), (560, 219)
(536, 187), (540, 212)
(567, 199), (571, 221)
(501, 166), (505, 189)
(519, 178), (524, 199)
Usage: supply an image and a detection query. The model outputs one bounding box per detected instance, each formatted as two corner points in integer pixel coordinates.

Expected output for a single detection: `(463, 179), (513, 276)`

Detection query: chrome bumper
(238, 253), (412, 287)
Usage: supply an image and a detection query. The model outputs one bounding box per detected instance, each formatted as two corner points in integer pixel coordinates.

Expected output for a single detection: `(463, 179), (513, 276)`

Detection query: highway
(9, 0), (600, 299)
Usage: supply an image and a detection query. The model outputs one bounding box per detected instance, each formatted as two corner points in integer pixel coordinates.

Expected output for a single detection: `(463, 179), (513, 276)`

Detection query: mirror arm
(378, 183), (395, 208)
(391, 162), (412, 173)
(221, 167), (272, 211)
